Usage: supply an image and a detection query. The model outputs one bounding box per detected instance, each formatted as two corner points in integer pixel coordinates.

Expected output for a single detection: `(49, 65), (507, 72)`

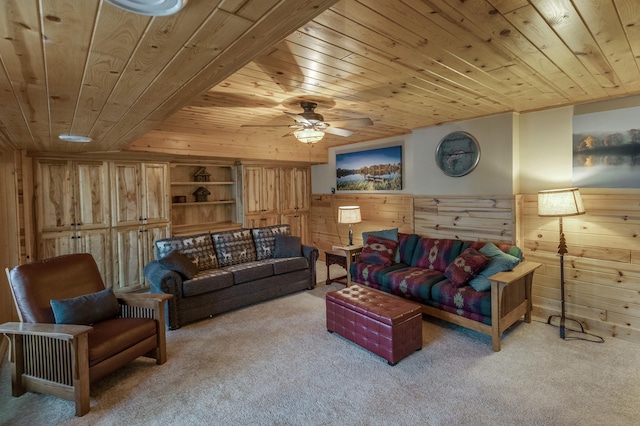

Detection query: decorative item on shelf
(537, 187), (603, 343)
(172, 196), (187, 203)
(193, 187), (211, 202)
(194, 167), (211, 182)
(435, 131), (480, 177)
(338, 206), (362, 246)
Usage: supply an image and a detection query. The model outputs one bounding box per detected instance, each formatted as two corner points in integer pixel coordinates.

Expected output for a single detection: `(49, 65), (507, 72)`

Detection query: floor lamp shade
(338, 206), (361, 246)
(538, 187), (585, 217)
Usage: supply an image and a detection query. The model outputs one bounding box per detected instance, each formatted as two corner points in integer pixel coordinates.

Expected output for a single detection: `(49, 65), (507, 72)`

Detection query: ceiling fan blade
(284, 111), (311, 125)
(324, 126), (354, 137)
(327, 118), (373, 127)
(241, 124), (290, 128)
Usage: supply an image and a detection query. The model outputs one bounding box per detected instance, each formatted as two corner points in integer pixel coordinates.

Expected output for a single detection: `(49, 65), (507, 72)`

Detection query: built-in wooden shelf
(172, 200), (235, 206)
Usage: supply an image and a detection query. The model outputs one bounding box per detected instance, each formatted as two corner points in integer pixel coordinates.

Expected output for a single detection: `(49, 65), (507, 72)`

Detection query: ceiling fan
(241, 101), (373, 143)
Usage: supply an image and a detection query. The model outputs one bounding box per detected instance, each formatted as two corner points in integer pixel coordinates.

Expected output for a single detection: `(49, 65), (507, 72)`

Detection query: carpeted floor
(1, 281), (639, 426)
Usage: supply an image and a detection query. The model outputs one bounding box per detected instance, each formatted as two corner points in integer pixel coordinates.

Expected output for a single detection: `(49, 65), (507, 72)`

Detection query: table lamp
(338, 206), (361, 246)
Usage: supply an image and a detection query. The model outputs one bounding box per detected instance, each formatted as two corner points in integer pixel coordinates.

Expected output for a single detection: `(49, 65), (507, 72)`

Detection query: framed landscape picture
(336, 145), (402, 191)
(573, 105), (640, 188)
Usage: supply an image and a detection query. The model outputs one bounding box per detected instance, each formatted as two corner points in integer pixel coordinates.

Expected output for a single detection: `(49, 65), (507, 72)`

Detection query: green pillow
(362, 228), (399, 262)
(50, 288), (120, 325)
(468, 242), (521, 292)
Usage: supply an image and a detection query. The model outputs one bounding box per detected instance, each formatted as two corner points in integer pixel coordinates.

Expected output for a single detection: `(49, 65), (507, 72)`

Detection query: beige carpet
(1, 276), (640, 425)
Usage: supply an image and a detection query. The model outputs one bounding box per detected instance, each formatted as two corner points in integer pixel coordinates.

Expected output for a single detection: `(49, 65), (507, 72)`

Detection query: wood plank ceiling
(1, 0), (640, 158)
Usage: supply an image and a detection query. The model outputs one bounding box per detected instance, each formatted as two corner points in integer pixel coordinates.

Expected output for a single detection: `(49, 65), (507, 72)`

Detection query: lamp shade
(338, 206), (362, 224)
(294, 129), (324, 144)
(538, 187), (585, 217)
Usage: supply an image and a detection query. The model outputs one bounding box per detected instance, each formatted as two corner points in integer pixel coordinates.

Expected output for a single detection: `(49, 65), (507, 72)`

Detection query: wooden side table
(325, 245), (362, 286)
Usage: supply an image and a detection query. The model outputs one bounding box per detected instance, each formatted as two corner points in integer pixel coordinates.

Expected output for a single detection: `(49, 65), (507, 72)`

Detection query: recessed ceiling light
(59, 134), (92, 143)
(104, 0), (187, 16)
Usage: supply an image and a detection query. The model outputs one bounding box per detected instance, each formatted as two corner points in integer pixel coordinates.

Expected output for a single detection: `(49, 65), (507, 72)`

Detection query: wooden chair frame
(1, 268), (171, 416)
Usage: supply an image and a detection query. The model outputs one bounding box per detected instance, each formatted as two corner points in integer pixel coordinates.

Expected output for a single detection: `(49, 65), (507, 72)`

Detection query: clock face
(435, 132), (480, 177)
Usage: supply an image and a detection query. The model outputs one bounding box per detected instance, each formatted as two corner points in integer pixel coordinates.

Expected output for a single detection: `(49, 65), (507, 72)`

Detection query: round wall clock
(435, 131), (480, 177)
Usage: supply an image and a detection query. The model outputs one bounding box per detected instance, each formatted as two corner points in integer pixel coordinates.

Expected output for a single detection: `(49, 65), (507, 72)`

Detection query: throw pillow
(359, 235), (398, 266)
(468, 242), (521, 292)
(50, 287), (120, 325)
(274, 235), (302, 258)
(362, 228), (400, 262)
(444, 247), (489, 288)
(159, 250), (199, 280)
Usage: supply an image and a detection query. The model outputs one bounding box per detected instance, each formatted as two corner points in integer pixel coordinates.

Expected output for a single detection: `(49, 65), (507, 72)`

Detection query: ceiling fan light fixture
(294, 129), (324, 144)
(104, 0), (187, 16)
(58, 134), (92, 143)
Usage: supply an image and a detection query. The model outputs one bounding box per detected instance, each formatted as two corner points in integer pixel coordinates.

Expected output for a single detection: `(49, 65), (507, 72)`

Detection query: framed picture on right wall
(573, 105), (640, 188)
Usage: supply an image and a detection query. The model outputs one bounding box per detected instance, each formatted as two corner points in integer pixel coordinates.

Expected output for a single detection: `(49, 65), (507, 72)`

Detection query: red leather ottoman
(326, 284), (423, 365)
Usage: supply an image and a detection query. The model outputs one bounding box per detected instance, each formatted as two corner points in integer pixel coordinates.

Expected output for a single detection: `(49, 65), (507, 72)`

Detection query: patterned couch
(144, 224), (318, 329)
(349, 232), (540, 351)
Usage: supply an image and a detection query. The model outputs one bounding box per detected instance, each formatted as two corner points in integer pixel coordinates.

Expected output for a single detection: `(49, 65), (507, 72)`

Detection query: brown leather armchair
(0, 253), (171, 416)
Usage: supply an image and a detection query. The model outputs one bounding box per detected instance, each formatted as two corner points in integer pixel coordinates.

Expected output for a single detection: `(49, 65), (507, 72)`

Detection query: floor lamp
(338, 206), (361, 246)
(538, 188), (603, 342)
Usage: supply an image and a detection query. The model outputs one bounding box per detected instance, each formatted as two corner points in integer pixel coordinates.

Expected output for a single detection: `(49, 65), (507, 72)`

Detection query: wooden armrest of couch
(488, 260), (542, 351)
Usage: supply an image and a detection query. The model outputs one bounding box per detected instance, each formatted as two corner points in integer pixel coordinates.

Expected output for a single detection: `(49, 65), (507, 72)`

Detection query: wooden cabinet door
(38, 230), (75, 259)
(112, 226), (146, 292)
(36, 160), (74, 232)
(111, 162), (142, 227)
(281, 212), (309, 245)
(141, 163), (169, 224)
(75, 228), (111, 286)
(280, 167), (310, 213)
(260, 167), (280, 214)
(295, 167), (310, 211)
(74, 161), (110, 229)
(244, 166), (262, 215)
(144, 223), (170, 263)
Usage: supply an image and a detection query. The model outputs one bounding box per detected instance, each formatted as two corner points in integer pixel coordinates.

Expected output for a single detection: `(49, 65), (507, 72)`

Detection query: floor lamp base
(547, 315), (604, 343)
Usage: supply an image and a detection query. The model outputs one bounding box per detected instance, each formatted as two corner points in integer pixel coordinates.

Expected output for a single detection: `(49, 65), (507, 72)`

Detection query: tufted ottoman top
(326, 284), (422, 326)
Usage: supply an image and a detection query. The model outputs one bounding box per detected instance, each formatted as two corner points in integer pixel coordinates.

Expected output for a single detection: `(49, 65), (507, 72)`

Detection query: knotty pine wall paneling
(522, 193), (640, 345)
(310, 194), (413, 257)
(414, 195), (517, 244)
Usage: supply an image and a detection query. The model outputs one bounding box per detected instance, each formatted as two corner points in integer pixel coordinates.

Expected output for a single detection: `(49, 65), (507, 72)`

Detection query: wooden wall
(310, 194), (413, 256)
(414, 195), (518, 245)
(522, 193), (640, 344)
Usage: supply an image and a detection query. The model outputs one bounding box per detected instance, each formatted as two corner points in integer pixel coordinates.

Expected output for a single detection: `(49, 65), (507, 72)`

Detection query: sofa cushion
(251, 224), (291, 260)
(155, 236), (185, 259)
(362, 228), (399, 262)
(359, 235), (398, 266)
(431, 280), (492, 318)
(397, 233), (420, 264)
(88, 317), (156, 366)
(159, 250), (199, 280)
(350, 261), (408, 290)
(468, 242), (521, 292)
(411, 238), (463, 272)
(463, 241), (523, 260)
(383, 267), (446, 304)
(225, 260), (274, 284)
(444, 248), (490, 288)
(270, 257), (309, 275)
(180, 233), (218, 271)
(212, 229), (257, 267)
(50, 287), (120, 325)
(182, 269), (234, 297)
(274, 234), (301, 258)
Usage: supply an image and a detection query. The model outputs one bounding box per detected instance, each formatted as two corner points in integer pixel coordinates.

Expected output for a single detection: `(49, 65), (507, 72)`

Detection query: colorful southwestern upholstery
(444, 247), (489, 287)
(349, 233), (540, 351)
(359, 235), (398, 266)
